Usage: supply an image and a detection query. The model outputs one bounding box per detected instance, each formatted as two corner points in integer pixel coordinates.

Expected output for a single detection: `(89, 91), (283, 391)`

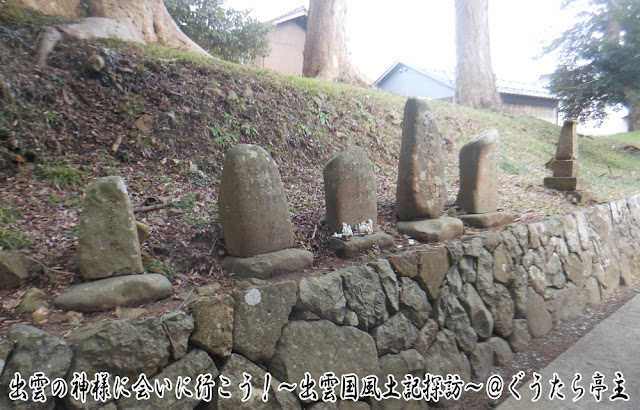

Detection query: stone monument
(323, 145), (393, 257)
(456, 128), (514, 228)
(219, 144), (313, 276)
(543, 120), (591, 202)
(395, 98), (463, 242)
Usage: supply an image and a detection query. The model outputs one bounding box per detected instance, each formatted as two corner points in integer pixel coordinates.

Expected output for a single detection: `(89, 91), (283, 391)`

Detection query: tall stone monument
(544, 120), (587, 191)
(219, 144), (294, 257)
(395, 98), (463, 242)
(456, 128), (514, 228)
(396, 98), (447, 220)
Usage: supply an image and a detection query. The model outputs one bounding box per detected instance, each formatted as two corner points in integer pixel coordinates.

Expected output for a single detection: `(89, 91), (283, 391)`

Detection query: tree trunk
(455, 0), (503, 110)
(13, 0), (209, 57)
(302, 0), (364, 84)
(625, 90), (640, 131)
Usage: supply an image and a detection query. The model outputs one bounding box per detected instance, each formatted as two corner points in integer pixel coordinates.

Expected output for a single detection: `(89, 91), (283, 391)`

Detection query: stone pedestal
(543, 177), (587, 191)
(551, 160), (580, 177)
(396, 217), (464, 243)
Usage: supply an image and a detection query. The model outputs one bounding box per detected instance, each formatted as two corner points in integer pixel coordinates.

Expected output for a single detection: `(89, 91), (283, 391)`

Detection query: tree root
(36, 26), (62, 67)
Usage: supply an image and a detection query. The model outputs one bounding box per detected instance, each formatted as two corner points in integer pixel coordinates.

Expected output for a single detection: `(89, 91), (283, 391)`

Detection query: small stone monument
(323, 145), (393, 258)
(219, 144), (313, 276)
(219, 144), (294, 257)
(59, 176), (173, 311)
(395, 98), (463, 242)
(456, 128), (514, 228)
(544, 120), (587, 192)
(77, 176), (143, 279)
(323, 145), (377, 234)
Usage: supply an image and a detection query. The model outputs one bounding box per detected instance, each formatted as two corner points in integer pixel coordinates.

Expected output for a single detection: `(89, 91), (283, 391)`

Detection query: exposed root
(36, 26), (62, 67)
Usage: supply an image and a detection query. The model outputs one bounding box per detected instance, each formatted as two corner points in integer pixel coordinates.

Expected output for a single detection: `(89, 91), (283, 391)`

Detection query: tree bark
(455, 0), (503, 110)
(302, 0), (364, 84)
(13, 0), (209, 57)
(625, 90), (640, 131)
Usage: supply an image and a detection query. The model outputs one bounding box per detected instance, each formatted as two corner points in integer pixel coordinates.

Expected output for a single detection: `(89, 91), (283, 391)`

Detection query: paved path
(499, 294), (640, 409)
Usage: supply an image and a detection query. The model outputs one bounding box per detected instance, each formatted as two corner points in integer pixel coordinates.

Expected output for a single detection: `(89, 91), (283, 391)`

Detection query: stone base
(543, 177), (586, 191)
(551, 159), (580, 177)
(328, 232), (394, 258)
(396, 217), (464, 243)
(221, 248), (313, 279)
(565, 190), (594, 204)
(458, 212), (515, 229)
(54, 274), (173, 312)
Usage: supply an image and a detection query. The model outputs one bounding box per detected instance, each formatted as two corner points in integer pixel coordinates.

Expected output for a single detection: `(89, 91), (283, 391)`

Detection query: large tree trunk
(455, 0), (503, 111)
(625, 90), (640, 131)
(13, 0), (209, 57)
(302, 0), (364, 84)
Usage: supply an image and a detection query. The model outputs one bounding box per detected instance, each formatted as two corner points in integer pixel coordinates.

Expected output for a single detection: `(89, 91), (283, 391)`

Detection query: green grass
(40, 161), (85, 187)
(0, 202), (31, 250)
(603, 131), (640, 144)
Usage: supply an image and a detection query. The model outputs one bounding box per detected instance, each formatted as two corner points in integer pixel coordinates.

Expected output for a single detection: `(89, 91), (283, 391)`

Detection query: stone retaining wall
(1, 196), (639, 409)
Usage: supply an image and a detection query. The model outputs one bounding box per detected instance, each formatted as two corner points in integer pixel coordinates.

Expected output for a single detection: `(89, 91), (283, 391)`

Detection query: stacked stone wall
(2, 196), (639, 409)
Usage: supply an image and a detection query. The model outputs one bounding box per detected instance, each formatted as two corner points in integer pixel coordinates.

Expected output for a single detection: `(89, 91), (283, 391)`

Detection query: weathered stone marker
(396, 98), (446, 220)
(544, 120), (587, 192)
(219, 144), (294, 257)
(457, 128), (500, 214)
(77, 176), (143, 280)
(555, 120), (578, 160)
(455, 128), (514, 228)
(323, 145), (377, 234)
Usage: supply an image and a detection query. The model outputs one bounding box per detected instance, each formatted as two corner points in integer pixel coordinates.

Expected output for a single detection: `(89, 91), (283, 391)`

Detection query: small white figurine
(357, 219), (374, 235)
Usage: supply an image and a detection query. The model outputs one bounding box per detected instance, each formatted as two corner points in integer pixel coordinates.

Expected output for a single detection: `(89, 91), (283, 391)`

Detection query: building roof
(270, 5), (308, 26)
(374, 60), (557, 100)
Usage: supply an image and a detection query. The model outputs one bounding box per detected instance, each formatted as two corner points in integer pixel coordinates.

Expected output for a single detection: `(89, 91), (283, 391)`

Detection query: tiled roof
(270, 6), (308, 25)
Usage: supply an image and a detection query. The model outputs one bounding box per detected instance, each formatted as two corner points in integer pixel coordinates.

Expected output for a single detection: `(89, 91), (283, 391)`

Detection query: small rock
(508, 319), (531, 352)
(65, 311), (83, 327)
(0, 251), (31, 290)
(16, 287), (47, 313)
(86, 54), (105, 72)
(196, 283), (221, 295)
(32, 307), (48, 324)
(136, 221), (150, 244)
(167, 208), (185, 216)
(526, 288), (553, 337)
(459, 212), (515, 228)
(115, 306), (148, 320)
(134, 114), (153, 133)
